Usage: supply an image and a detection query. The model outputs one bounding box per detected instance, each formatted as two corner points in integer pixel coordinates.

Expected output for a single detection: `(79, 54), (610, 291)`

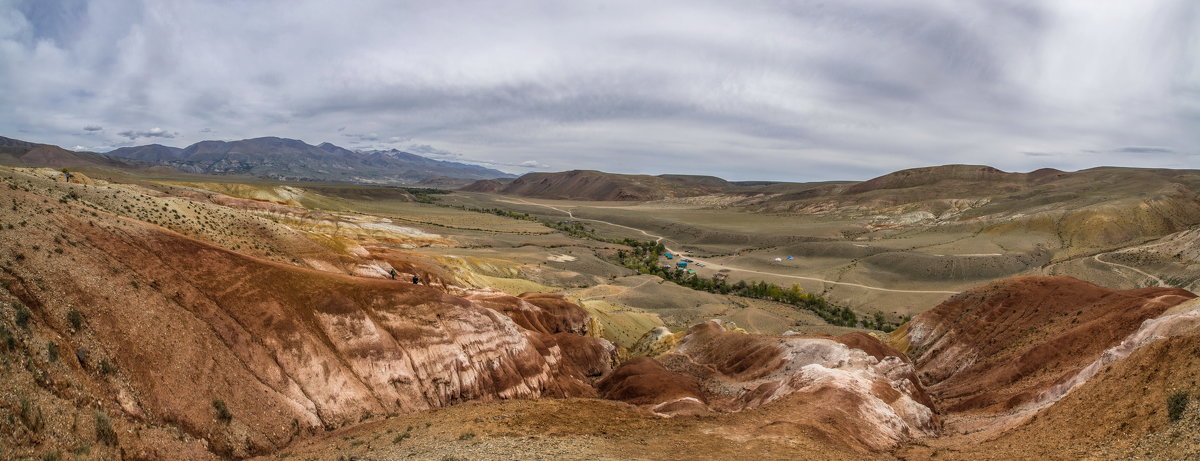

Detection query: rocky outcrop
(606, 321), (939, 450)
(465, 290), (617, 379)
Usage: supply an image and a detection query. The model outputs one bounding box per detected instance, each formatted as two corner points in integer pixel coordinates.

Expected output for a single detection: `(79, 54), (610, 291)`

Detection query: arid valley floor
(2, 161), (1200, 460)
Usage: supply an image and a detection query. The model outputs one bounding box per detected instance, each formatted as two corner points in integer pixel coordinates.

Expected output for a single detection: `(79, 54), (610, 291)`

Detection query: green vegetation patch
(616, 240), (864, 328)
(1168, 391), (1189, 422)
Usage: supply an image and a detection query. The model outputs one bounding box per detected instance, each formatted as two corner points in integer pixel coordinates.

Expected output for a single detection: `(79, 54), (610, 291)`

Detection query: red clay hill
(892, 276), (1195, 434)
(0, 170), (614, 458)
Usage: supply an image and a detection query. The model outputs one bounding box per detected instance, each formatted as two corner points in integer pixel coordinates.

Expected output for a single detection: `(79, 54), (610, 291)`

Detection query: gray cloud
(1113, 146), (1176, 154)
(342, 132), (379, 143)
(472, 159), (552, 170)
(83, 125), (102, 132)
(518, 160), (550, 169)
(1, 1), (1197, 180)
(406, 144), (460, 158)
(117, 127), (176, 140)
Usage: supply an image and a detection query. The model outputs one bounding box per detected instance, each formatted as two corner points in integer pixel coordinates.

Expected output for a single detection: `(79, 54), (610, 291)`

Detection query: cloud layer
(1, 0), (1196, 180)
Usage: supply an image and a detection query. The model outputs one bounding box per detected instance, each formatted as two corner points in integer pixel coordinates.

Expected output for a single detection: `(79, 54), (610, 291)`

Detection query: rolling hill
(466, 169), (734, 201)
(0, 135), (133, 169)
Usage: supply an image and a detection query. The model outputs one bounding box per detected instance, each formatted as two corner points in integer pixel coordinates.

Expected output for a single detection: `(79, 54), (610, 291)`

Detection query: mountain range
(105, 136), (514, 184)
(2, 135), (516, 184)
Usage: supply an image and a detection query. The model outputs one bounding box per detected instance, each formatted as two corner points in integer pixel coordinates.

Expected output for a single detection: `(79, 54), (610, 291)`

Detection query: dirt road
(1093, 254), (1165, 287)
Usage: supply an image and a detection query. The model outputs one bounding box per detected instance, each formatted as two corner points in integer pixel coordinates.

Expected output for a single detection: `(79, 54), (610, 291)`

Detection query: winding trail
(1093, 254), (1165, 287)
(504, 198), (960, 295)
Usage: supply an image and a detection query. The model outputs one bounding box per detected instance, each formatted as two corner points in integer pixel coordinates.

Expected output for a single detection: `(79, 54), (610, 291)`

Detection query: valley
(5, 3), (1196, 459)
(1, 158), (1199, 460)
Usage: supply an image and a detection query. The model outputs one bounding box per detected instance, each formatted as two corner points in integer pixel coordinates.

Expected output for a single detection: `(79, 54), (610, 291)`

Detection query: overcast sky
(1, 1), (1197, 181)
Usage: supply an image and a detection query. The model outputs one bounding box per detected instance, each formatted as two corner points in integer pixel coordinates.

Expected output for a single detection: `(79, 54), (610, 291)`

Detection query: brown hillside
(751, 166), (1200, 253)
(896, 276), (1194, 419)
(0, 172), (614, 458)
(844, 164), (1019, 195)
(596, 357), (705, 409)
(897, 316), (1200, 459)
(460, 178), (505, 193)
(0, 143), (131, 169)
(496, 170), (732, 201)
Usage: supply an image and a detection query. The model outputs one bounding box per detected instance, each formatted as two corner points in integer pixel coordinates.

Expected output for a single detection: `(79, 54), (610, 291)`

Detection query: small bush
(457, 431), (475, 441)
(95, 411), (117, 445)
(47, 341), (58, 362)
(98, 357), (117, 375)
(42, 451), (61, 461)
(1168, 391), (1189, 422)
(393, 425), (415, 444)
(15, 305), (31, 328)
(0, 325), (14, 351)
(20, 396), (44, 432)
(213, 399), (232, 423)
(67, 310), (83, 332)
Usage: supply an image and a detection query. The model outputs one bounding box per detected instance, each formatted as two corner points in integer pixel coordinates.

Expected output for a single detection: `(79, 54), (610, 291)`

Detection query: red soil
(596, 357), (704, 406)
(0, 179), (615, 457)
(905, 276), (1195, 414)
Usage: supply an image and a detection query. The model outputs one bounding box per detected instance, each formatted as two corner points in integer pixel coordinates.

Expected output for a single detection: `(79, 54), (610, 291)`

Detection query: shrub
(0, 325), (14, 351)
(15, 305), (31, 328)
(98, 357), (117, 375)
(213, 399), (232, 423)
(95, 411), (117, 445)
(1168, 391), (1189, 422)
(47, 341), (58, 362)
(21, 396), (45, 432)
(67, 309), (83, 332)
(457, 431), (475, 441)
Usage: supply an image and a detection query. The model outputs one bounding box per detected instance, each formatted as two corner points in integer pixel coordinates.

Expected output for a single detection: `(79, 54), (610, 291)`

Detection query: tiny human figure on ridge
(412, 275), (420, 284)
(389, 268), (396, 280)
